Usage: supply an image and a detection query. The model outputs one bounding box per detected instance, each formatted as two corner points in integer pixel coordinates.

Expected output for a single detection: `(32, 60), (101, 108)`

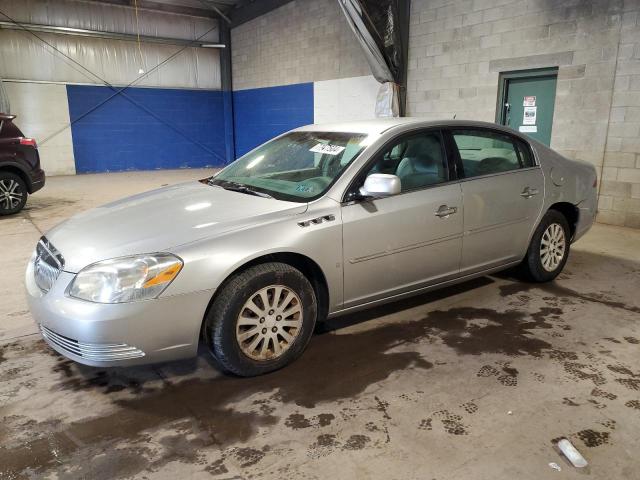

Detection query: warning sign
(523, 106), (537, 125)
(523, 96), (536, 107)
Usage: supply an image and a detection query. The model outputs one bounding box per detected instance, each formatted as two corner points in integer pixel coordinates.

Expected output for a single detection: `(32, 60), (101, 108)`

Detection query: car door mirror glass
(359, 173), (401, 198)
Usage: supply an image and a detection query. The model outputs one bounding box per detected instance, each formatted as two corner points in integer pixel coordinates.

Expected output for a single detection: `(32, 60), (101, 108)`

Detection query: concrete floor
(1, 170), (640, 479)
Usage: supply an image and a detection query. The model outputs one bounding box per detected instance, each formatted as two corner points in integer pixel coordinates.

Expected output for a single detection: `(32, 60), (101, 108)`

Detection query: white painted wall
(313, 75), (380, 124)
(5, 82), (76, 175)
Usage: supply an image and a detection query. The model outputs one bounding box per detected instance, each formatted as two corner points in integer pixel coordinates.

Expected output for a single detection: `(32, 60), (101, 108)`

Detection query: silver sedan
(26, 119), (597, 376)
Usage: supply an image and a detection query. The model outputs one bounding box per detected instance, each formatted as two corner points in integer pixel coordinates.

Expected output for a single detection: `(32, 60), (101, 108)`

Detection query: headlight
(68, 254), (183, 304)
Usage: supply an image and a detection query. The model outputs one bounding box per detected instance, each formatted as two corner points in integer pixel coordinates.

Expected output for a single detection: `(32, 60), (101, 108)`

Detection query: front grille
(40, 325), (145, 362)
(34, 237), (64, 293)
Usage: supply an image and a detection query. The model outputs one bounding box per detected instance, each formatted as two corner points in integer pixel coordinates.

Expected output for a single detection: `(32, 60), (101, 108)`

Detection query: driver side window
(365, 131), (448, 193)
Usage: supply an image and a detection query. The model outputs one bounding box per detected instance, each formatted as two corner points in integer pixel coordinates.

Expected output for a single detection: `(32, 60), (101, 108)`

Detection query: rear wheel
(204, 262), (317, 376)
(520, 209), (570, 282)
(0, 172), (27, 215)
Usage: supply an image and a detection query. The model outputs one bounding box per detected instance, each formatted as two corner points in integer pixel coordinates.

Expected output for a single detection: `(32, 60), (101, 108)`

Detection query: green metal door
(498, 71), (557, 146)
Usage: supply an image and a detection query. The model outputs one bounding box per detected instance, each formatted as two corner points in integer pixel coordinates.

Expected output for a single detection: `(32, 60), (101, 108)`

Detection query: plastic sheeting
(0, 80), (9, 113)
(338, 0), (403, 117)
(0, 0), (219, 42)
(338, 0), (393, 84)
(0, 0), (220, 89)
(0, 29), (221, 89)
(374, 81), (399, 118)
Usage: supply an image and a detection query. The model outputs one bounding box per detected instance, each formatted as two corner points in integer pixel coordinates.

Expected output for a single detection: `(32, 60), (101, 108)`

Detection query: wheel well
(0, 165), (31, 193)
(548, 202), (579, 239)
(200, 252), (330, 340)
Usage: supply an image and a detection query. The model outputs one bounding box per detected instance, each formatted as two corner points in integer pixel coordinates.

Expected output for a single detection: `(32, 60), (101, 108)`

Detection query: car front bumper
(25, 260), (214, 367)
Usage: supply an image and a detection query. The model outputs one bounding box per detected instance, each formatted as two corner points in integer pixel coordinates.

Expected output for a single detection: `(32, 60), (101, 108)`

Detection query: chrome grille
(40, 325), (145, 362)
(34, 237), (64, 293)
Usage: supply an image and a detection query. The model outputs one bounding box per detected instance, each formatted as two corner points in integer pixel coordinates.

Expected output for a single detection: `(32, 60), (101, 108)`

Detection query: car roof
(295, 118), (527, 137)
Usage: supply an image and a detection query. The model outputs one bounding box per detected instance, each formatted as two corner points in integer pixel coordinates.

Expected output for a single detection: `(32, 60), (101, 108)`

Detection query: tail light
(592, 176), (598, 188)
(20, 137), (37, 148)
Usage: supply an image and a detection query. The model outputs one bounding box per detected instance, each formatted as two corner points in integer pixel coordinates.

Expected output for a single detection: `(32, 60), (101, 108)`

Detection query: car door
(447, 128), (544, 275)
(341, 129), (463, 309)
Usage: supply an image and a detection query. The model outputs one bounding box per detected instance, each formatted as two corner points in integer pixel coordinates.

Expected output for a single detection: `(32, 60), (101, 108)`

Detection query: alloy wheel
(540, 223), (566, 272)
(235, 285), (303, 361)
(0, 178), (24, 211)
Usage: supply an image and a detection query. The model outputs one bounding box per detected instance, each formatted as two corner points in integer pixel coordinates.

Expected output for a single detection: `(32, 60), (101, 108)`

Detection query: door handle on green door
(435, 205), (457, 218)
(520, 187), (539, 198)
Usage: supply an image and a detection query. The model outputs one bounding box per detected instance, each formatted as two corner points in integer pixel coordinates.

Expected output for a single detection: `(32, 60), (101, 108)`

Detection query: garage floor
(1, 171), (640, 479)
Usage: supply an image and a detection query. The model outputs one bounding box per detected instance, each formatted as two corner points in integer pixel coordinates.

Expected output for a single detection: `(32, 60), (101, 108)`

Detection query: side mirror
(359, 173), (401, 199)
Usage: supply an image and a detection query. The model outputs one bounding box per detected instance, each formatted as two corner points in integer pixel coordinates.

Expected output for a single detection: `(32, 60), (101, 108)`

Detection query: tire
(520, 209), (571, 282)
(0, 172), (28, 216)
(204, 262), (317, 377)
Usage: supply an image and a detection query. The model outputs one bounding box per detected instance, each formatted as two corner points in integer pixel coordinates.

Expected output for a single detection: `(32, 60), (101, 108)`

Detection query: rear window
(452, 129), (532, 178)
(0, 119), (22, 139)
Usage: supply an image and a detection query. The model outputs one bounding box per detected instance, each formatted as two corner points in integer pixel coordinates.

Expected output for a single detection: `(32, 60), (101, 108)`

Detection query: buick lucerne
(26, 119), (597, 376)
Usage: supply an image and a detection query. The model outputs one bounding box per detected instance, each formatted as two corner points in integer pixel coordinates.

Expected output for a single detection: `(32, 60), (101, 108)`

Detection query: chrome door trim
(456, 166), (542, 183)
(328, 259), (522, 318)
(348, 232), (464, 264)
(464, 216), (532, 236)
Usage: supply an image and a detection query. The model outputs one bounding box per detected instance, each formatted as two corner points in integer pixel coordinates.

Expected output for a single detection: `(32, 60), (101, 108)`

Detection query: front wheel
(0, 172), (28, 215)
(204, 262), (317, 377)
(520, 210), (571, 282)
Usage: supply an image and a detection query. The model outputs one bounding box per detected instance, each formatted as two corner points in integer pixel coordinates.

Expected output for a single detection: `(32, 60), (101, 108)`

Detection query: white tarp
(375, 81), (399, 118)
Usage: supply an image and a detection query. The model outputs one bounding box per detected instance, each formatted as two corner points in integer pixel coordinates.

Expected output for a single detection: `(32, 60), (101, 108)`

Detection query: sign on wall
(523, 106), (537, 125)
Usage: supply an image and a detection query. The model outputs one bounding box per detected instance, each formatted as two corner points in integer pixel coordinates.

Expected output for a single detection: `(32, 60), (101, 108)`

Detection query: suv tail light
(20, 137), (37, 148)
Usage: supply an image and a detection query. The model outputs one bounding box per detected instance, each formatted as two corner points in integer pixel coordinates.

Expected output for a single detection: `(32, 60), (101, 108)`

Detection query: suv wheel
(0, 172), (28, 215)
(204, 262), (317, 376)
(520, 209), (571, 282)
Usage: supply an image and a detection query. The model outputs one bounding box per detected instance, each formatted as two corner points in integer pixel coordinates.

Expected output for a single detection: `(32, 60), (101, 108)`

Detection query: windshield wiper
(217, 181), (274, 199)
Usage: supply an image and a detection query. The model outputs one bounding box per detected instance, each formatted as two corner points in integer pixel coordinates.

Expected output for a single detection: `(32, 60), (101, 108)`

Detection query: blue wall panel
(67, 85), (228, 173)
(233, 83), (314, 157)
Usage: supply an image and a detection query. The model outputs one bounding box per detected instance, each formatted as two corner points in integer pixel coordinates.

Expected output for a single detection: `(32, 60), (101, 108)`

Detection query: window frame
(342, 127), (457, 203)
(443, 127), (539, 182)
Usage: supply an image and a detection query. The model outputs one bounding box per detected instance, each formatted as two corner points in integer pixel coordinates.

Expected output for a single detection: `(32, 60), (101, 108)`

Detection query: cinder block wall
(230, 0), (381, 156)
(231, 0), (371, 91)
(408, 0), (640, 229)
(603, 5), (640, 227)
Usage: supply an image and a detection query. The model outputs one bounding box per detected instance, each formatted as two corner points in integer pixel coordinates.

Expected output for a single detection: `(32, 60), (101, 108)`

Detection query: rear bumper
(29, 168), (45, 193)
(574, 204), (596, 243)
(25, 260), (214, 367)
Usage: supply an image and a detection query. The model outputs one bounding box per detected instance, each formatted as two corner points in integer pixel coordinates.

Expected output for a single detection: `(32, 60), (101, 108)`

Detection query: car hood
(45, 181), (308, 273)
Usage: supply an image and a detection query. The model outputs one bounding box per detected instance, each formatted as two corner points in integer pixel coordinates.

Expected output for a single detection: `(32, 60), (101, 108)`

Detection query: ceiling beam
(0, 20), (225, 48)
(197, 0), (232, 24)
(85, 0), (221, 19)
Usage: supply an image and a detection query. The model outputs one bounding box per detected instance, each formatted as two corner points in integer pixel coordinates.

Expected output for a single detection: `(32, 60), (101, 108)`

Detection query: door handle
(520, 187), (539, 198)
(435, 205), (457, 218)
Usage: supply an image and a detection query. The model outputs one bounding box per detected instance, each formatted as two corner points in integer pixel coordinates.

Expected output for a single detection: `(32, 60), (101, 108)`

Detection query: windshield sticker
(295, 184), (313, 193)
(310, 143), (346, 155)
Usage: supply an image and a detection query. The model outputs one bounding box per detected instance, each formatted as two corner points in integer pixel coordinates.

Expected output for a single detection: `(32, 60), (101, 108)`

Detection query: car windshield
(209, 131), (369, 202)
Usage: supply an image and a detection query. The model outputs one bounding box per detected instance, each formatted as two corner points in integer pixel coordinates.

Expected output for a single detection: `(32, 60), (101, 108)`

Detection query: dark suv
(0, 114), (45, 215)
